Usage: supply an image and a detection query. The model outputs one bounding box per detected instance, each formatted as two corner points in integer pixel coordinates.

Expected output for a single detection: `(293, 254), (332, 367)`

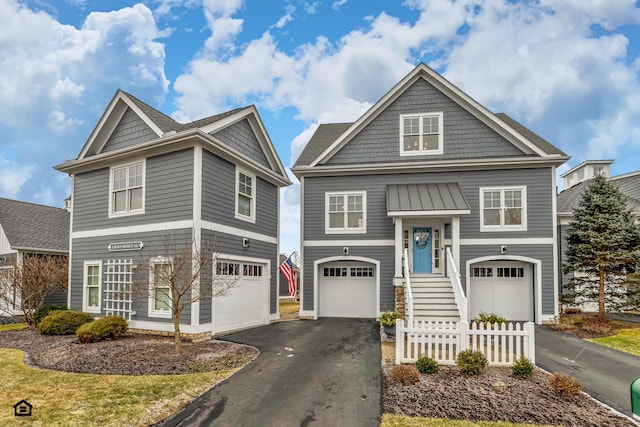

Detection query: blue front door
(412, 227), (432, 273)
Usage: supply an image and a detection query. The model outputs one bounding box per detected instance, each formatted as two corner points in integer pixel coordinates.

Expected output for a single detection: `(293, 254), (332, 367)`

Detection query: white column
(452, 216), (460, 272)
(394, 217), (403, 279)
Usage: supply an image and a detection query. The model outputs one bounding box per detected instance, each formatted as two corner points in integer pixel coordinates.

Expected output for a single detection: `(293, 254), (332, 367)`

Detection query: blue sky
(1, 0), (640, 255)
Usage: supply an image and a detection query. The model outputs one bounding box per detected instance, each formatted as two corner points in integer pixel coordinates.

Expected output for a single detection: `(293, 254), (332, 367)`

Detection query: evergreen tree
(563, 174), (640, 316)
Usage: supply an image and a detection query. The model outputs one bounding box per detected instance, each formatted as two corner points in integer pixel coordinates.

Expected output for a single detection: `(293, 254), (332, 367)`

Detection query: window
(400, 113), (444, 155)
(83, 261), (102, 313)
(472, 267), (493, 278)
(497, 267), (525, 278)
(480, 187), (527, 231)
(149, 257), (172, 317)
(236, 169), (256, 222)
(325, 192), (366, 233)
(110, 161), (144, 215)
(350, 267), (374, 277)
(216, 261), (240, 276)
(243, 263), (263, 277)
(324, 267), (347, 277)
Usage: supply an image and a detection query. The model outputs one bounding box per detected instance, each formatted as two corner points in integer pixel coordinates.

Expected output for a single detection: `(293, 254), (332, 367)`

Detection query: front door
(412, 227), (432, 273)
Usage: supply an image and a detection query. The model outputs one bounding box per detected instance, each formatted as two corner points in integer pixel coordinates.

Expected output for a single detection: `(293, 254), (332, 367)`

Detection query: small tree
(140, 233), (238, 354)
(563, 174), (640, 316)
(0, 254), (68, 326)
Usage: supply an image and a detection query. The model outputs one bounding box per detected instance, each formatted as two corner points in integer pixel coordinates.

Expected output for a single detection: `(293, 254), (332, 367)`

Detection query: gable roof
(557, 170), (640, 215)
(293, 63), (568, 172)
(56, 90), (290, 187)
(0, 198), (69, 253)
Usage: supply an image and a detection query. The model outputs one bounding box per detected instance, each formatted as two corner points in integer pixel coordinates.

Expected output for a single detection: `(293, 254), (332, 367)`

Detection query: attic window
(400, 113), (443, 155)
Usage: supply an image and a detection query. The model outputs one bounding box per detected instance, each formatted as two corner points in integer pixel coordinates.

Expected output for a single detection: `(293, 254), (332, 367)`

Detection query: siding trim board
(460, 238), (554, 245)
(304, 240), (395, 247)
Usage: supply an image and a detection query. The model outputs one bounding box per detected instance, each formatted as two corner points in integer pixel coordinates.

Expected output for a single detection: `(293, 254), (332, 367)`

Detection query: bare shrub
(547, 372), (583, 396)
(390, 364), (421, 385)
(581, 315), (612, 336)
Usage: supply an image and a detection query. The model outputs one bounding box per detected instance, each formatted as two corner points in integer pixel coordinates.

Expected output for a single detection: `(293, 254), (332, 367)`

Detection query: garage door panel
(319, 263), (376, 318)
(470, 262), (532, 322)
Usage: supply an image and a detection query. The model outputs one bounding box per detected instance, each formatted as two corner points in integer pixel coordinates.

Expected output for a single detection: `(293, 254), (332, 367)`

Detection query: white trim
(148, 256), (173, 319)
(313, 256), (381, 320)
(304, 239), (395, 247)
(192, 145), (203, 327)
(108, 159), (146, 218)
(324, 191), (367, 234)
(387, 209), (470, 217)
(82, 260), (102, 314)
(479, 186), (528, 232)
(235, 167), (256, 223)
(466, 255), (543, 324)
(460, 238), (554, 245)
(67, 174), (75, 309)
(551, 167), (560, 319)
(299, 176), (305, 316)
(399, 112), (444, 156)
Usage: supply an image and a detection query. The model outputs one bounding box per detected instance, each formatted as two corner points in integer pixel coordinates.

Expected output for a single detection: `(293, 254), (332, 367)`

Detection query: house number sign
(108, 241), (144, 252)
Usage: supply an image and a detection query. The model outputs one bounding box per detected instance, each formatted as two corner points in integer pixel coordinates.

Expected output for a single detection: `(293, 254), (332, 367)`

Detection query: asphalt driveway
(535, 325), (640, 418)
(160, 318), (382, 427)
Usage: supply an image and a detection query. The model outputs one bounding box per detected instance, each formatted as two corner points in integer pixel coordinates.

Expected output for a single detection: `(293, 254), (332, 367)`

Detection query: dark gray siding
(301, 246), (395, 313)
(72, 148), (194, 232)
(460, 244), (556, 317)
(202, 229), (278, 315)
(326, 79), (525, 165)
(212, 119), (271, 169)
(303, 167), (555, 241)
(70, 228), (194, 324)
(102, 108), (158, 153)
(201, 150), (278, 237)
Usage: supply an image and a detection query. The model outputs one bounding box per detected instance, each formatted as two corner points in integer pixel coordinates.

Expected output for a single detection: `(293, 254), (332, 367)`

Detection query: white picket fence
(395, 320), (535, 366)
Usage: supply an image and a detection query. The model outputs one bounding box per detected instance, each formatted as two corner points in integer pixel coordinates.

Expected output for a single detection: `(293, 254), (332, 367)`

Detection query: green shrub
(37, 310), (94, 335)
(415, 355), (439, 374)
(474, 311), (507, 328)
(512, 355), (535, 378)
(32, 304), (67, 326)
(390, 364), (421, 385)
(456, 349), (488, 375)
(76, 315), (129, 343)
(547, 372), (583, 396)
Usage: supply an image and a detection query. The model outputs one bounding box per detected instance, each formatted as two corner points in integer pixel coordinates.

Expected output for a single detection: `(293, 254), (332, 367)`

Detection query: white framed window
(480, 187), (527, 231)
(83, 261), (102, 313)
(148, 257), (172, 318)
(236, 168), (256, 223)
(109, 161), (145, 216)
(400, 112), (444, 155)
(325, 192), (367, 234)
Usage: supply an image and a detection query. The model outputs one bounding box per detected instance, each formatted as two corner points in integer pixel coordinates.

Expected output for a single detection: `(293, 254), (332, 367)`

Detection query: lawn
(589, 327), (640, 357)
(0, 323), (27, 332)
(279, 300), (300, 317)
(0, 348), (238, 426)
(381, 415), (557, 426)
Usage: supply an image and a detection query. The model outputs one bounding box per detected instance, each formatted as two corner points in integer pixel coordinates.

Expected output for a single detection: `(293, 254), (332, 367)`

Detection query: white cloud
(332, 0), (348, 11)
(0, 157), (32, 199)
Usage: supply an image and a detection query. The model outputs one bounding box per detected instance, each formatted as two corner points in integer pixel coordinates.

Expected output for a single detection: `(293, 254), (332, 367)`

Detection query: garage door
(469, 261), (533, 321)
(213, 260), (268, 334)
(319, 262), (377, 318)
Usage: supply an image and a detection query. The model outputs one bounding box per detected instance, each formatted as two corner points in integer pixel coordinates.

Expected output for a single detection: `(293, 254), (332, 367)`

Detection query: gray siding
(202, 229), (279, 315)
(326, 79), (525, 165)
(212, 118), (271, 170)
(303, 167), (555, 241)
(460, 244), (556, 316)
(301, 246), (395, 313)
(201, 150), (278, 237)
(102, 108), (158, 153)
(72, 148), (194, 232)
(70, 228), (194, 324)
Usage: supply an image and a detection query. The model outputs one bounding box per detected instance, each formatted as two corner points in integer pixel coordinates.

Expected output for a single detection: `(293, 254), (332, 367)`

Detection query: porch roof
(386, 183), (470, 217)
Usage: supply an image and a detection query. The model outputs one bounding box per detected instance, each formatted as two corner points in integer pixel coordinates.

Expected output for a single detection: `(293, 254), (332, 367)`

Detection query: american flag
(279, 256), (296, 297)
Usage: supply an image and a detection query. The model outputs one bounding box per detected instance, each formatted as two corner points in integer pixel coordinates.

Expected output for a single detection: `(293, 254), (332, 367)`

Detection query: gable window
(236, 168), (256, 222)
(83, 261), (102, 313)
(400, 112), (443, 155)
(110, 161), (144, 216)
(480, 187), (527, 231)
(325, 192), (366, 233)
(149, 257), (172, 318)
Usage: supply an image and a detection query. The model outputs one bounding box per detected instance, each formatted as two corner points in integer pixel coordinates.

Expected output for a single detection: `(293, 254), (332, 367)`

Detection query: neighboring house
(55, 90), (290, 338)
(557, 160), (640, 312)
(0, 198), (70, 315)
(292, 63), (569, 324)
(278, 253), (300, 299)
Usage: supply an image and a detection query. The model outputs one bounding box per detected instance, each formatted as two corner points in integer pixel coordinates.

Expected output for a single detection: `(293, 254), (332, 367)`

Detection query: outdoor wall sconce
(500, 245), (508, 254)
(243, 237), (251, 248)
(343, 247), (349, 256)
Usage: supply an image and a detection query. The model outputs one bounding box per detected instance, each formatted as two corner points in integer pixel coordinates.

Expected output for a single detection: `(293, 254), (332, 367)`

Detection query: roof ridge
(0, 197), (66, 211)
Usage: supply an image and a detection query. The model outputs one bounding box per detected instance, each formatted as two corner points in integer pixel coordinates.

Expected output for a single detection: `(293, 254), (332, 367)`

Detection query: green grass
(0, 323), (27, 332)
(381, 414), (558, 427)
(0, 348), (239, 426)
(589, 327), (640, 357)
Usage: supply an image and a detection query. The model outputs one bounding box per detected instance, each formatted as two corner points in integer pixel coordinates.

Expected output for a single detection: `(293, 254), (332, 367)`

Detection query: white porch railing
(402, 248), (414, 322)
(446, 247), (467, 322)
(396, 320), (536, 366)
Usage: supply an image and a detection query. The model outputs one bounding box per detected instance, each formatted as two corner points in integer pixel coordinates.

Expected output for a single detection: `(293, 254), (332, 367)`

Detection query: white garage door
(469, 261), (533, 321)
(319, 262), (377, 318)
(213, 260), (268, 334)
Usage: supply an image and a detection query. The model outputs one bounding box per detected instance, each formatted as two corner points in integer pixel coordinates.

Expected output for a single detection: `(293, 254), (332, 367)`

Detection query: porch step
(407, 276), (461, 322)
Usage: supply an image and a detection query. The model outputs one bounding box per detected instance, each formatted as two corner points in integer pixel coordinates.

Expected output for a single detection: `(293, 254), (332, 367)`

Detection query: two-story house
(292, 63), (569, 324)
(55, 90), (290, 339)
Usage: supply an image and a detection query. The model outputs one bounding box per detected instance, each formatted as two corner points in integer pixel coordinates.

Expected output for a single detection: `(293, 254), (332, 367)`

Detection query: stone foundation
(395, 285), (405, 319)
(129, 328), (212, 342)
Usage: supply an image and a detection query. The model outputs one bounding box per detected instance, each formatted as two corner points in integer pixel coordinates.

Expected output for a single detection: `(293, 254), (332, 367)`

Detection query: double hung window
(236, 169), (256, 222)
(83, 261), (102, 313)
(400, 113), (443, 155)
(325, 192), (366, 233)
(111, 161), (144, 215)
(480, 187), (527, 231)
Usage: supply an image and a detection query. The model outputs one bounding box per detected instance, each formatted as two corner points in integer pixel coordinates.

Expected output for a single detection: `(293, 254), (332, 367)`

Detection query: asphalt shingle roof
(0, 198), (69, 252)
(557, 172), (640, 214)
(494, 113), (568, 157)
(293, 123), (353, 167)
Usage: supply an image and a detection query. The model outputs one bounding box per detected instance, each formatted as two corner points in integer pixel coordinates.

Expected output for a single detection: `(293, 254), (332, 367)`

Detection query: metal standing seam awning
(386, 183), (471, 217)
